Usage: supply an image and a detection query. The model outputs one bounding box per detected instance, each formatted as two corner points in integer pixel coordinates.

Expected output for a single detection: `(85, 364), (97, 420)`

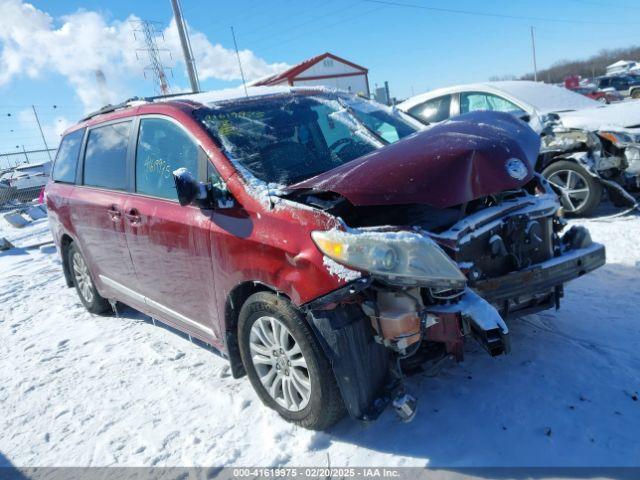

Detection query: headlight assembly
(598, 131), (635, 147)
(312, 229), (467, 288)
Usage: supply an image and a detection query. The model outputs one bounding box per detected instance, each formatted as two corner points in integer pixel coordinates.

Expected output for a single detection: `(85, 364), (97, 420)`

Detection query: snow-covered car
(0, 177), (17, 206)
(0, 161), (51, 204)
(399, 81), (640, 216)
(46, 87), (605, 429)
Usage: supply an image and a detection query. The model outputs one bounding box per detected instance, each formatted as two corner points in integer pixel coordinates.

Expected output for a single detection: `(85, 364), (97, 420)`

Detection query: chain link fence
(0, 148), (56, 213)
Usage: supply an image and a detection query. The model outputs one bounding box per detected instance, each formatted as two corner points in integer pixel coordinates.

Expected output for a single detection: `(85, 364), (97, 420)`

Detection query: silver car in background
(399, 81), (640, 216)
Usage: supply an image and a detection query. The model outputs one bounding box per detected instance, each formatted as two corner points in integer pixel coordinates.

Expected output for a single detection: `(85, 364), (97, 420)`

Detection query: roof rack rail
(80, 97), (143, 122)
(80, 91), (196, 122)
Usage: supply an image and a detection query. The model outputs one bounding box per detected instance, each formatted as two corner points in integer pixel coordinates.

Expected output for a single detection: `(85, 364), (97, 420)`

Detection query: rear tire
(631, 89), (640, 99)
(542, 160), (602, 217)
(238, 292), (345, 430)
(67, 243), (111, 314)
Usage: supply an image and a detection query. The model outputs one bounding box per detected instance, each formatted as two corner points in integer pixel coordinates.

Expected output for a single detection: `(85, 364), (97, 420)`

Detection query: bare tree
(519, 45), (640, 83)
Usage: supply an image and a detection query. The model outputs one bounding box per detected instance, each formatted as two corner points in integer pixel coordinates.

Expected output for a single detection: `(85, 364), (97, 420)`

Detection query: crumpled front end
(540, 120), (640, 207)
(301, 175), (605, 422)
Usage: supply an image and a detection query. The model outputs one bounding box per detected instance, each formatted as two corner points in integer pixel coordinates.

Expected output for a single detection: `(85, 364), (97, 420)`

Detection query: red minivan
(46, 88), (605, 429)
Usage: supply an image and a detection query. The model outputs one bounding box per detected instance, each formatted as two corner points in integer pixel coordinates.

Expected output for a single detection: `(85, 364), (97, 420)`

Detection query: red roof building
(251, 52), (370, 96)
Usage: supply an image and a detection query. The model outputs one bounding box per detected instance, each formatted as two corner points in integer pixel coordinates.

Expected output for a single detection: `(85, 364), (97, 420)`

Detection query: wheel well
(224, 281), (280, 378)
(60, 234), (74, 288)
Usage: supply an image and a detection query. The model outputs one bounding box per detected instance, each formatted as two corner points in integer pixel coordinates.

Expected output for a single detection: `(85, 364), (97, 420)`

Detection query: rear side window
(52, 129), (84, 183)
(135, 117), (199, 200)
(460, 92), (525, 116)
(408, 95), (452, 124)
(83, 121), (131, 190)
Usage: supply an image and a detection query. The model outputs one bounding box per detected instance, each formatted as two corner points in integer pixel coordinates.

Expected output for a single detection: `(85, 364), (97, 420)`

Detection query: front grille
(455, 213), (555, 281)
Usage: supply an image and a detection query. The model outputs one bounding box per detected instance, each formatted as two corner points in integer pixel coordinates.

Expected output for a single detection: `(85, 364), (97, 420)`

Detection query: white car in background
(399, 81), (640, 216)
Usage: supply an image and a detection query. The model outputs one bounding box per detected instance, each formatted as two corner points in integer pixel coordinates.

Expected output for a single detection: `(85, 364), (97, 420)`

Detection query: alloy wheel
(249, 315), (311, 412)
(72, 251), (94, 304)
(546, 169), (591, 213)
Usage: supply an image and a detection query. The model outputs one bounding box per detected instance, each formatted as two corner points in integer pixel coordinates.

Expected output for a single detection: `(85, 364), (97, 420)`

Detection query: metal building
(251, 52), (370, 96)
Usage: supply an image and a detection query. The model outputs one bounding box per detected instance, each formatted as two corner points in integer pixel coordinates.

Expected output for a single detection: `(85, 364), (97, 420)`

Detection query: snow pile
(1, 209), (639, 467)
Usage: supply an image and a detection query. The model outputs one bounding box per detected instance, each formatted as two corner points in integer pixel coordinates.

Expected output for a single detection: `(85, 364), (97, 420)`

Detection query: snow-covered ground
(0, 208), (639, 468)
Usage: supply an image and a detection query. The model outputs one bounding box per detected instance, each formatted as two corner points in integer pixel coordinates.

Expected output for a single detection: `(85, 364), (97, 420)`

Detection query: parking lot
(1, 206), (638, 468)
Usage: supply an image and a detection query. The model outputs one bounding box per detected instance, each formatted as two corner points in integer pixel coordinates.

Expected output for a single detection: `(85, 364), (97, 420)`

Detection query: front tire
(238, 292), (345, 430)
(542, 160), (602, 217)
(67, 243), (111, 314)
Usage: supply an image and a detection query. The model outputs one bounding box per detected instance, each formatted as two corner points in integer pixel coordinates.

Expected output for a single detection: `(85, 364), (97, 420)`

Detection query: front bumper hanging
(473, 241), (605, 304)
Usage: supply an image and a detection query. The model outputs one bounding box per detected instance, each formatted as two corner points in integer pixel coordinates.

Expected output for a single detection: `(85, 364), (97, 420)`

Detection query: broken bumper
(473, 242), (605, 306)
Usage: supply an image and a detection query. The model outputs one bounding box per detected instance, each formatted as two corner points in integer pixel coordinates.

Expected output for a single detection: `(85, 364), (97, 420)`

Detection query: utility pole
(231, 26), (248, 98)
(530, 26), (538, 82)
(31, 106), (51, 161)
(170, 0), (200, 93)
(21, 145), (29, 164)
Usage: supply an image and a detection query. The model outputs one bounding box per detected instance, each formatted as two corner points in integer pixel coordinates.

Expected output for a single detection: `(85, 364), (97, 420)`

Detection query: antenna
(131, 20), (173, 95)
(231, 26), (249, 98)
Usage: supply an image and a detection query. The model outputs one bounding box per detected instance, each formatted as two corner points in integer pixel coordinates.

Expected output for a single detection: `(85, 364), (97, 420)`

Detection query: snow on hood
(556, 100), (640, 131)
(288, 111), (540, 208)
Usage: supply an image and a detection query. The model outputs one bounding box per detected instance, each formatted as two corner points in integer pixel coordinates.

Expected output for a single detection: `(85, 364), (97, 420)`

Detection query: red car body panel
(289, 111), (540, 208)
(47, 101), (346, 351)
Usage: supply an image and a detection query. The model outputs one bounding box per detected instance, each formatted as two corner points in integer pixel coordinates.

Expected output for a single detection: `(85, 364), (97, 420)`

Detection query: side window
(52, 128), (85, 183)
(612, 78), (627, 89)
(407, 95), (452, 124)
(460, 92), (525, 116)
(83, 122), (131, 190)
(135, 117), (199, 200)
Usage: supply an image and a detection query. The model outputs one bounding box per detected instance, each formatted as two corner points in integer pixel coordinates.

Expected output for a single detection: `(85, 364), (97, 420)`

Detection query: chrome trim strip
(145, 296), (214, 337)
(100, 274), (145, 304)
(99, 275), (215, 337)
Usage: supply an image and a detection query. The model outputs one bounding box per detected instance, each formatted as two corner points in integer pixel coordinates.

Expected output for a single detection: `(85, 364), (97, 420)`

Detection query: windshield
(197, 94), (417, 185)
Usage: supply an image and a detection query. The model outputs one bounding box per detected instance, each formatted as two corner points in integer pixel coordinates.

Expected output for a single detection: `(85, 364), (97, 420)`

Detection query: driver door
(123, 115), (220, 340)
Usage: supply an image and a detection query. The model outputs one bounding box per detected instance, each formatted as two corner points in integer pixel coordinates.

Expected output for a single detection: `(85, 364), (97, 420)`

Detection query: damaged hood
(556, 101), (640, 132)
(289, 111), (540, 208)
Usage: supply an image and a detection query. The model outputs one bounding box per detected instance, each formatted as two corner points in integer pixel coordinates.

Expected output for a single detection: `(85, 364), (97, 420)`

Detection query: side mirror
(173, 168), (235, 209)
(173, 168), (207, 207)
(519, 113), (531, 123)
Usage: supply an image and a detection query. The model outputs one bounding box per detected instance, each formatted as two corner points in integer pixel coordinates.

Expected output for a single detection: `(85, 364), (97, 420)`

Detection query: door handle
(107, 206), (121, 221)
(125, 208), (142, 225)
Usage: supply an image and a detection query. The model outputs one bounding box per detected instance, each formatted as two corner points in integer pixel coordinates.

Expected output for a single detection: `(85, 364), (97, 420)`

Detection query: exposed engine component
(362, 289), (424, 352)
(392, 391), (418, 423)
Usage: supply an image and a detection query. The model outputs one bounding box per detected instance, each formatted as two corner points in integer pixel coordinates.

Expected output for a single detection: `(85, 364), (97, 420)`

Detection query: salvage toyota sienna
(46, 87), (605, 429)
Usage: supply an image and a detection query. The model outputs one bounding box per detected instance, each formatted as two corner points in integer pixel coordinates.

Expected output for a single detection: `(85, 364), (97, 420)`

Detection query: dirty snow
(1, 207), (639, 467)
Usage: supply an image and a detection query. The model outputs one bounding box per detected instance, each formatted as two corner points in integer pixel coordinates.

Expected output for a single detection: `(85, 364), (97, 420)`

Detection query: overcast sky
(1, 0), (639, 154)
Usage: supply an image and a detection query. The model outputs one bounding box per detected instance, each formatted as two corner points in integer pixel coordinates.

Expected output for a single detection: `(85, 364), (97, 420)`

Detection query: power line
(362, 0), (635, 25)
(564, 0), (640, 9)
(257, 5), (386, 54)
(240, 0), (364, 47)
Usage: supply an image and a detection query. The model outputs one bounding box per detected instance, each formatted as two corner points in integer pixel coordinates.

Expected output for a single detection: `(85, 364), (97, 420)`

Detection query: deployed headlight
(312, 229), (467, 288)
(598, 131), (635, 147)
